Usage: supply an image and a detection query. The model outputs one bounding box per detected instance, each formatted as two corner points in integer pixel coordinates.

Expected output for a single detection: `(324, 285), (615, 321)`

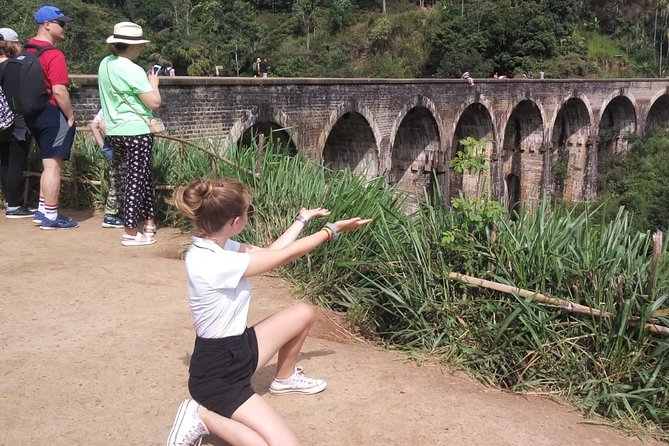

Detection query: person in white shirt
(166, 177), (371, 446)
(89, 109), (125, 228)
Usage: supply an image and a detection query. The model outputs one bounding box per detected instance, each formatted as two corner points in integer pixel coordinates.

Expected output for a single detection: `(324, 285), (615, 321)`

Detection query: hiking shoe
(269, 366), (327, 395)
(166, 399), (209, 446)
(5, 206), (35, 219)
(32, 210), (44, 225)
(122, 232), (156, 246)
(102, 215), (125, 228)
(40, 214), (79, 230)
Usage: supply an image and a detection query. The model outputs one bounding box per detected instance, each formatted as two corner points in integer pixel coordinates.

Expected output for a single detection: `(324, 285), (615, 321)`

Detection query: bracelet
(295, 214), (309, 225)
(321, 226), (334, 241)
(321, 222), (338, 241)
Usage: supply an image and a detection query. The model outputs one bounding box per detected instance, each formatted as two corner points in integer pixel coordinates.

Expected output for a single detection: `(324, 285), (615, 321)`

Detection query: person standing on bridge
(98, 22), (161, 246)
(461, 71), (474, 86)
(165, 176), (372, 446)
(259, 58), (269, 78)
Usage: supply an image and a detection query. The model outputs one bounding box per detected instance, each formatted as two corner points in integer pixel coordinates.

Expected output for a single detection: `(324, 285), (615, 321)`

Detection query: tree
(187, 0), (259, 76)
(328, 0), (355, 33)
(293, 0), (322, 49)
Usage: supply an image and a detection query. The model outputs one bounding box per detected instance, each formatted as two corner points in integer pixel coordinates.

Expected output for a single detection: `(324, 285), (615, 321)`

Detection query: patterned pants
(104, 146), (126, 217)
(105, 134), (155, 229)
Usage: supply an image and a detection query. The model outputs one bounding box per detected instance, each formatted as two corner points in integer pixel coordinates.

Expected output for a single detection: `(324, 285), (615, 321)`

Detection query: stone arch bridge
(71, 76), (669, 206)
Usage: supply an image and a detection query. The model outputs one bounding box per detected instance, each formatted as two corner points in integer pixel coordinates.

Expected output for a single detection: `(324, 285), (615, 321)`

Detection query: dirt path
(0, 210), (662, 446)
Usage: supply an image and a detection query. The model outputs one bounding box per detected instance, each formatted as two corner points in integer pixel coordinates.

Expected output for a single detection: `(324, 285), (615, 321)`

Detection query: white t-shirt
(92, 109), (104, 124)
(185, 236), (252, 338)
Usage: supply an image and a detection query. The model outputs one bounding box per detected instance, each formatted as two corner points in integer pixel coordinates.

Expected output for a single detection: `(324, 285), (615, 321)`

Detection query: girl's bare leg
(253, 302), (316, 379)
(199, 406), (268, 446)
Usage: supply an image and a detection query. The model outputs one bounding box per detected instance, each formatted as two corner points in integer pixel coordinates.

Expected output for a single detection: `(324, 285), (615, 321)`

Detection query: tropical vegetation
(2, 0), (669, 78)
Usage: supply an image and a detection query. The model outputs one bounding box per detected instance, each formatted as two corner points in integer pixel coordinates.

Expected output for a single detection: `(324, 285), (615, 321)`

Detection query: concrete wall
(71, 75), (669, 205)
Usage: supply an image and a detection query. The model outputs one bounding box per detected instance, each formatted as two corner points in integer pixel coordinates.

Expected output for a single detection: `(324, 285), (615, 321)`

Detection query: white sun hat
(106, 22), (150, 44)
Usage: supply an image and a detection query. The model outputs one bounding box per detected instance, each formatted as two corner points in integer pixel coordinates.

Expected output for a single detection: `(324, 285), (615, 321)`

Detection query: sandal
(122, 232), (157, 246)
(144, 224), (157, 236)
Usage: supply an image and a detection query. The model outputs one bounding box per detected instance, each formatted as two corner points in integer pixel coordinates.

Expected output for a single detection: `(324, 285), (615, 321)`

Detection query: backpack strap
(23, 43), (60, 57)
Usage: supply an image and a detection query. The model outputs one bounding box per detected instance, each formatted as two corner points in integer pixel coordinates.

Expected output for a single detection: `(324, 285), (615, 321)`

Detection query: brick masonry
(70, 75), (669, 204)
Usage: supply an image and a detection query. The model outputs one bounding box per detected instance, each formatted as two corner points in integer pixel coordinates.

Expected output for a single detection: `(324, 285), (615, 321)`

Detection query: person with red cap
(25, 5), (78, 229)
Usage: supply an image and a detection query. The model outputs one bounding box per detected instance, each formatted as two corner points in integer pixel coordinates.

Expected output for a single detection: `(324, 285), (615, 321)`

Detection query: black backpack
(0, 43), (59, 116)
(0, 64), (15, 131)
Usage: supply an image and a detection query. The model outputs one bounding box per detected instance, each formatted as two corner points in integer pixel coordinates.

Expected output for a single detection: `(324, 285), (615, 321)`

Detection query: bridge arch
(227, 108), (299, 154)
(646, 93), (669, 132)
(321, 101), (381, 176)
(450, 102), (497, 200)
(501, 99), (545, 210)
(550, 96), (593, 201)
(597, 94), (636, 157)
(388, 96), (444, 205)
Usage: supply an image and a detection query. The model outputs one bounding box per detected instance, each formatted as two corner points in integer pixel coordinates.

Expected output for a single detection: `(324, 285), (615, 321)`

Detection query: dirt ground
(0, 210), (664, 446)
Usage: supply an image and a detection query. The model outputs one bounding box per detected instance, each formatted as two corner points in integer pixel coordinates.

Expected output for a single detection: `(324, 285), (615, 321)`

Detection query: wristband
(295, 214), (309, 225)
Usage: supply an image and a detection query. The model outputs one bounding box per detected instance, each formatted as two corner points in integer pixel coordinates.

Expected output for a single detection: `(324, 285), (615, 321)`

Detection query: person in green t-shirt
(98, 22), (161, 247)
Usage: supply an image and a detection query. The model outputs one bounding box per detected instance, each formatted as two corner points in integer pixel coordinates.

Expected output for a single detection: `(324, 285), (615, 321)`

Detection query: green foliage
(425, 0), (577, 77)
(1, 0), (665, 78)
(369, 16), (392, 52)
(596, 128), (669, 233)
(543, 52), (600, 79)
(326, 0), (356, 34)
(445, 137), (505, 270)
(450, 136), (488, 175)
(185, 0), (259, 76)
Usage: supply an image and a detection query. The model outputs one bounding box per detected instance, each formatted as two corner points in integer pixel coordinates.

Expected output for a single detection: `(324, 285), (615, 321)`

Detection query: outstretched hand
(333, 217), (373, 234)
(300, 207), (331, 221)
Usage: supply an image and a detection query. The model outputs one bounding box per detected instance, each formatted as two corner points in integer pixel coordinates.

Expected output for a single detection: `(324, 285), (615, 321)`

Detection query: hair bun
(196, 180), (214, 201)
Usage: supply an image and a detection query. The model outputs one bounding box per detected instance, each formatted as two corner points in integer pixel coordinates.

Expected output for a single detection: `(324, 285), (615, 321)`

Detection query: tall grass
(343, 191), (668, 437)
(18, 136), (668, 438)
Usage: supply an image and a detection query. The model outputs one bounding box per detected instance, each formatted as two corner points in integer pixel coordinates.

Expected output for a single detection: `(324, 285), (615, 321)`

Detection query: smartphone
(152, 64), (162, 75)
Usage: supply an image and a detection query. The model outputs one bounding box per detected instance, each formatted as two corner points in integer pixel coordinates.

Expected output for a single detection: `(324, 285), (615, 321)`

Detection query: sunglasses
(50, 21), (69, 29)
(246, 203), (255, 218)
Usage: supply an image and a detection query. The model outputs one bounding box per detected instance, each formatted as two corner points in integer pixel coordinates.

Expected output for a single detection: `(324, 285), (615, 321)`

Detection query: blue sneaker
(40, 214), (79, 230)
(102, 215), (125, 228)
(32, 210), (44, 225)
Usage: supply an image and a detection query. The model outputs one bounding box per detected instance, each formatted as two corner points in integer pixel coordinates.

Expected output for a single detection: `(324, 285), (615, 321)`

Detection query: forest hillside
(3, 0), (669, 78)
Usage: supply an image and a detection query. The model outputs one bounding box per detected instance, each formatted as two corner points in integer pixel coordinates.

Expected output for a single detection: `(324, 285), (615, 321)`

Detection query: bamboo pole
(74, 127), (258, 177)
(157, 134), (259, 178)
(447, 272), (669, 336)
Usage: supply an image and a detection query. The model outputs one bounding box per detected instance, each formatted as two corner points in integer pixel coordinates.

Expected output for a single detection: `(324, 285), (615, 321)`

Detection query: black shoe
(5, 206), (35, 219)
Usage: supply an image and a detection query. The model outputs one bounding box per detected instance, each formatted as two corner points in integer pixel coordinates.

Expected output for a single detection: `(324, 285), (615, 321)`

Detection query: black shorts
(188, 327), (259, 418)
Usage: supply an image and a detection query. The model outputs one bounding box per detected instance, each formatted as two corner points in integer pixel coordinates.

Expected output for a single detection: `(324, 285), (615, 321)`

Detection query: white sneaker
(269, 366), (327, 395)
(166, 399), (209, 446)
